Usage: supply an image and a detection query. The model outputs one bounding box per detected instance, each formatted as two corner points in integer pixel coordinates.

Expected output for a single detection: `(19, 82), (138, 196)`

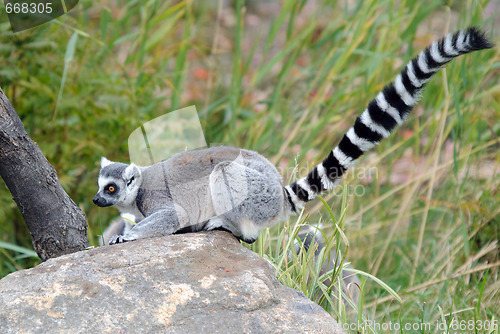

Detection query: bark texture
(0, 87), (89, 261)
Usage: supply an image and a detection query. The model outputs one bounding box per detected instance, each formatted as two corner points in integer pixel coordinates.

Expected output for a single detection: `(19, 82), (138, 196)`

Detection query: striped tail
(284, 27), (493, 213)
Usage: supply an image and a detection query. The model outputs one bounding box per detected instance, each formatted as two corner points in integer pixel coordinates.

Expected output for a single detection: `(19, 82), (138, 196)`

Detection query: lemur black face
(93, 192), (114, 207)
(93, 182), (121, 207)
(104, 183), (119, 195)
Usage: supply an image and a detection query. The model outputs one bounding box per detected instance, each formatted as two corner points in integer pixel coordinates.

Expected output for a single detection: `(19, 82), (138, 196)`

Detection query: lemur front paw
(109, 235), (135, 245)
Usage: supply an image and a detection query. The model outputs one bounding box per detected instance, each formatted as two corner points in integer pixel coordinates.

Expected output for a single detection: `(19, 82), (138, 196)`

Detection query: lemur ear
(100, 157), (114, 168)
(124, 163), (141, 186)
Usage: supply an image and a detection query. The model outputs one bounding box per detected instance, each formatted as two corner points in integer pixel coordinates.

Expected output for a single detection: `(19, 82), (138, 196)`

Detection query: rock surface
(0, 231), (345, 333)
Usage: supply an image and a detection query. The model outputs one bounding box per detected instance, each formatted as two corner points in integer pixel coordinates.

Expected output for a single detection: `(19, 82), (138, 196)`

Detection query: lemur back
(93, 27), (493, 245)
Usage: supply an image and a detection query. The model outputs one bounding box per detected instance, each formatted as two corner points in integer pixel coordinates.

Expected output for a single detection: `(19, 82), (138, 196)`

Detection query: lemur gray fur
(93, 27), (493, 245)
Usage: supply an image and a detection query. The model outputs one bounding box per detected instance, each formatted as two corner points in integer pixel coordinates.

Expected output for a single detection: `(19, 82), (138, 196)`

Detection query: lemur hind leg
(208, 160), (285, 243)
(109, 205), (189, 245)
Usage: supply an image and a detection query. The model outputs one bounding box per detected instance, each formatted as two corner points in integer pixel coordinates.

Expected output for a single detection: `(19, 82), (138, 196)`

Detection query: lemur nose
(92, 195), (100, 205)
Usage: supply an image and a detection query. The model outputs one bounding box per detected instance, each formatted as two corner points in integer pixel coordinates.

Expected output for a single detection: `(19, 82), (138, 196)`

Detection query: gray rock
(0, 231), (345, 334)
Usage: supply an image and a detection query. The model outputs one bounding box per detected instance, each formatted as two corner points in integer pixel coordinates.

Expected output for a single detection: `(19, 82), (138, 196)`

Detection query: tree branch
(0, 87), (89, 261)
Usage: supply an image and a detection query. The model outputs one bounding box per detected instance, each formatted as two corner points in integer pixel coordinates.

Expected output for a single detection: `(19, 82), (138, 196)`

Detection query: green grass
(0, 0), (499, 332)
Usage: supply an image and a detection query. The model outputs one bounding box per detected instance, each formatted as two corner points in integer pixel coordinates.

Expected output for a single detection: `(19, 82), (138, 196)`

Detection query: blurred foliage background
(0, 0), (499, 331)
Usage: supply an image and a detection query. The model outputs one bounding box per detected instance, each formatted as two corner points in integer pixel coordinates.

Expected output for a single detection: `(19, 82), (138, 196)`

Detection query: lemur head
(93, 157), (142, 210)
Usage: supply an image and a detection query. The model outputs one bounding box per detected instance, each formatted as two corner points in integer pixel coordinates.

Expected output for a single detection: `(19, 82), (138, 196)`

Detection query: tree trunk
(0, 87), (89, 261)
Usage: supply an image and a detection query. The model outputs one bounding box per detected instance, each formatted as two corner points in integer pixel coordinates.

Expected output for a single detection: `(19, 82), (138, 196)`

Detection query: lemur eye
(108, 186), (115, 192)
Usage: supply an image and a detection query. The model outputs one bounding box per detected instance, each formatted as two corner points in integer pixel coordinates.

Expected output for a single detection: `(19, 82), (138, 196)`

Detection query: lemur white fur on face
(94, 28), (493, 245)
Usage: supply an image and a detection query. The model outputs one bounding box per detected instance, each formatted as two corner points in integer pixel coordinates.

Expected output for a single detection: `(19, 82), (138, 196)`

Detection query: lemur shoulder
(93, 27), (493, 245)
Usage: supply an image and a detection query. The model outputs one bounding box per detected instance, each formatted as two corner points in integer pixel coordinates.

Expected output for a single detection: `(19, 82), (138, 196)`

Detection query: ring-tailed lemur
(93, 27), (493, 245)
